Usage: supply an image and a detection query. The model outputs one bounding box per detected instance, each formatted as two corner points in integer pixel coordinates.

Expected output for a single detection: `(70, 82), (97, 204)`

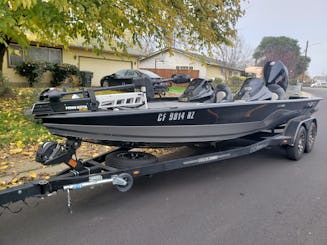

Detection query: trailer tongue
(0, 115), (318, 214)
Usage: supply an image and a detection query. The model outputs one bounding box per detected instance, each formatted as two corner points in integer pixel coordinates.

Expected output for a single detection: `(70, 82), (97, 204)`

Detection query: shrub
(211, 77), (225, 87)
(47, 64), (80, 87)
(225, 76), (246, 93)
(15, 61), (80, 87)
(14, 61), (48, 87)
(289, 79), (298, 85)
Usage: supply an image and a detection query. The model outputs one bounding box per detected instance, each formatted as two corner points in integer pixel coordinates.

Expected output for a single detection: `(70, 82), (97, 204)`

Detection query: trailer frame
(0, 116), (317, 211)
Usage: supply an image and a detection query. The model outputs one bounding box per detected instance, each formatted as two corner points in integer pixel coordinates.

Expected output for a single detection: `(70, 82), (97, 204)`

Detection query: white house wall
(140, 51), (207, 78)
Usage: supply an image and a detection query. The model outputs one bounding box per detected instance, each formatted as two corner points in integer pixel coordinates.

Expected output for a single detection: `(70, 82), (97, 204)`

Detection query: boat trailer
(0, 116), (317, 214)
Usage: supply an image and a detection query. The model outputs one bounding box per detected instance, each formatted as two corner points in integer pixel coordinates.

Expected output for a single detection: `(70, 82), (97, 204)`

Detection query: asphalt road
(1, 88), (327, 245)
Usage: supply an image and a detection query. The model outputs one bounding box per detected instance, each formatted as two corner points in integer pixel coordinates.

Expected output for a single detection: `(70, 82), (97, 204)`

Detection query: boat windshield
(186, 79), (203, 91)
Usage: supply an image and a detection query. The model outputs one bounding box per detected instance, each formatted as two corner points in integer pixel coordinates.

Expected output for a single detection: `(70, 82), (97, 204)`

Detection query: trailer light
(68, 159), (78, 168)
(133, 170), (140, 175)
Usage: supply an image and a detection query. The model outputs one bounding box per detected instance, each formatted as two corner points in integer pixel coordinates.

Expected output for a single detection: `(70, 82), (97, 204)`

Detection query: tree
(253, 36), (310, 79)
(219, 36), (254, 69)
(0, 0), (244, 74)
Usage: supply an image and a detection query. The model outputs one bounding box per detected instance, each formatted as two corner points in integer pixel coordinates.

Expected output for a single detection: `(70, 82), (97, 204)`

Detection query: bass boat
(32, 61), (321, 148)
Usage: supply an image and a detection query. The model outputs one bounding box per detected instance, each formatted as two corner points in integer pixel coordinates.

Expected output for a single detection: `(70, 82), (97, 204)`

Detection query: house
(140, 48), (244, 80)
(3, 42), (143, 86)
(245, 66), (263, 78)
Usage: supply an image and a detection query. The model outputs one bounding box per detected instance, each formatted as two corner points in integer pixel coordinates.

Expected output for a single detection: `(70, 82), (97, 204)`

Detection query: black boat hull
(37, 97), (321, 147)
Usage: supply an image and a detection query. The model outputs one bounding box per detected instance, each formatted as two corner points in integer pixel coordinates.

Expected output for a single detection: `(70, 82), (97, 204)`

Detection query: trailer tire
(105, 151), (158, 169)
(305, 121), (317, 153)
(286, 126), (306, 160)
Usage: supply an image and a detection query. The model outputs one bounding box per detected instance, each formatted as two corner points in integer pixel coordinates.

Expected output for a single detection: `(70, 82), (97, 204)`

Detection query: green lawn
(168, 86), (185, 93)
(0, 88), (58, 148)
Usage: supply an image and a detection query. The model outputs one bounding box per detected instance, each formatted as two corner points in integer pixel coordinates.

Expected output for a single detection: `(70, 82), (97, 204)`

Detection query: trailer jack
(63, 173), (133, 213)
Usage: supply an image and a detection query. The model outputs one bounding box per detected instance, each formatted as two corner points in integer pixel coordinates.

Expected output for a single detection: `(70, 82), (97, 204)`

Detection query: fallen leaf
(29, 172), (37, 179)
(9, 148), (23, 155)
(16, 140), (25, 148)
(0, 165), (8, 170)
(11, 178), (18, 183)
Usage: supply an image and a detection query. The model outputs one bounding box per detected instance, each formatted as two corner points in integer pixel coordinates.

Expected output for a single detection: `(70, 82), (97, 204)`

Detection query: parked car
(310, 81), (327, 88)
(100, 69), (169, 96)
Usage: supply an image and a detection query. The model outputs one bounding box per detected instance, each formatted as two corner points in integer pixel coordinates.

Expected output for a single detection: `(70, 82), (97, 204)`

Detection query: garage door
(79, 57), (132, 86)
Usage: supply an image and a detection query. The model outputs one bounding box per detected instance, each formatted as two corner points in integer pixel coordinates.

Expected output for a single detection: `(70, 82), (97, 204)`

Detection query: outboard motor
(234, 78), (272, 101)
(263, 60), (288, 100)
(179, 78), (214, 102)
(263, 60), (289, 91)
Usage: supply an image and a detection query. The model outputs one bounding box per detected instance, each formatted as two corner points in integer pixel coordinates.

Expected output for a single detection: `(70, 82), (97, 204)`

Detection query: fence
(144, 68), (199, 80)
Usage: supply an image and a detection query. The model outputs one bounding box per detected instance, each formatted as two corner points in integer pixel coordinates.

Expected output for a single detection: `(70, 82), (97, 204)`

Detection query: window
(126, 70), (138, 78)
(8, 44), (62, 67)
(176, 66), (193, 70)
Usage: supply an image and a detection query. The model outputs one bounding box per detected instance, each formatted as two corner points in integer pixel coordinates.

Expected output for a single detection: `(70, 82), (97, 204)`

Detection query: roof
(24, 33), (145, 57)
(141, 47), (244, 71)
(68, 40), (145, 57)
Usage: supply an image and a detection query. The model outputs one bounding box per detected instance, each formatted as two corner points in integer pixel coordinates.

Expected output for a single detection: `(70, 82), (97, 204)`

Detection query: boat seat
(213, 84), (233, 103)
(267, 84), (286, 100)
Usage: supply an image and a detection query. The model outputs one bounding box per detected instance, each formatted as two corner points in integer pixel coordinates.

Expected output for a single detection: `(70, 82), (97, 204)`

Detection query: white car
(311, 81), (327, 88)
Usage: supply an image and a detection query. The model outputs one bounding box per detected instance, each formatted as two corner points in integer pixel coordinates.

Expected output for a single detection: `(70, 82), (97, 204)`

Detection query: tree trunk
(0, 42), (6, 73)
(0, 43), (6, 95)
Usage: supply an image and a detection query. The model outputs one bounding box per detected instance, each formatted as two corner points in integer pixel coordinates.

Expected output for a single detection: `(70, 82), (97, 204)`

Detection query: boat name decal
(65, 105), (88, 111)
(157, 111), (196, 122)
(183, 154), (231, 165)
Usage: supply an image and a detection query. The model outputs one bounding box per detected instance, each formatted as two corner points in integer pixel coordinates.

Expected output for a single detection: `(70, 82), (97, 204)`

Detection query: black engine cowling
(234, 78), (272, 101)
(179, 78), (214, 102)
(263, 60), (289, 91)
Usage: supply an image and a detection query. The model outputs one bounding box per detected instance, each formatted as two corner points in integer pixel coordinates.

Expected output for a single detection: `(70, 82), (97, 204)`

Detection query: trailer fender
(283, 116), (317, 146)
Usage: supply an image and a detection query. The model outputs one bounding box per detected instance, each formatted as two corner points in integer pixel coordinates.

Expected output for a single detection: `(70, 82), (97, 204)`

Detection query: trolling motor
(36, 139), (84, 170)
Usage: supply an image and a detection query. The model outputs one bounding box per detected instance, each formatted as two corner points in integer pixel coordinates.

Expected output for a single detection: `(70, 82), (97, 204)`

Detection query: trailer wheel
(286, 126), (307, 160)
(105, 151), (158, 169)
(305, 121), (317, 153)
(116, 173), (133, 192)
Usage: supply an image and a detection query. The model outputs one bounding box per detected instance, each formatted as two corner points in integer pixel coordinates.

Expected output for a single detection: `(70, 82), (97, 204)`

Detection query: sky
(236, 0), (327, 76)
